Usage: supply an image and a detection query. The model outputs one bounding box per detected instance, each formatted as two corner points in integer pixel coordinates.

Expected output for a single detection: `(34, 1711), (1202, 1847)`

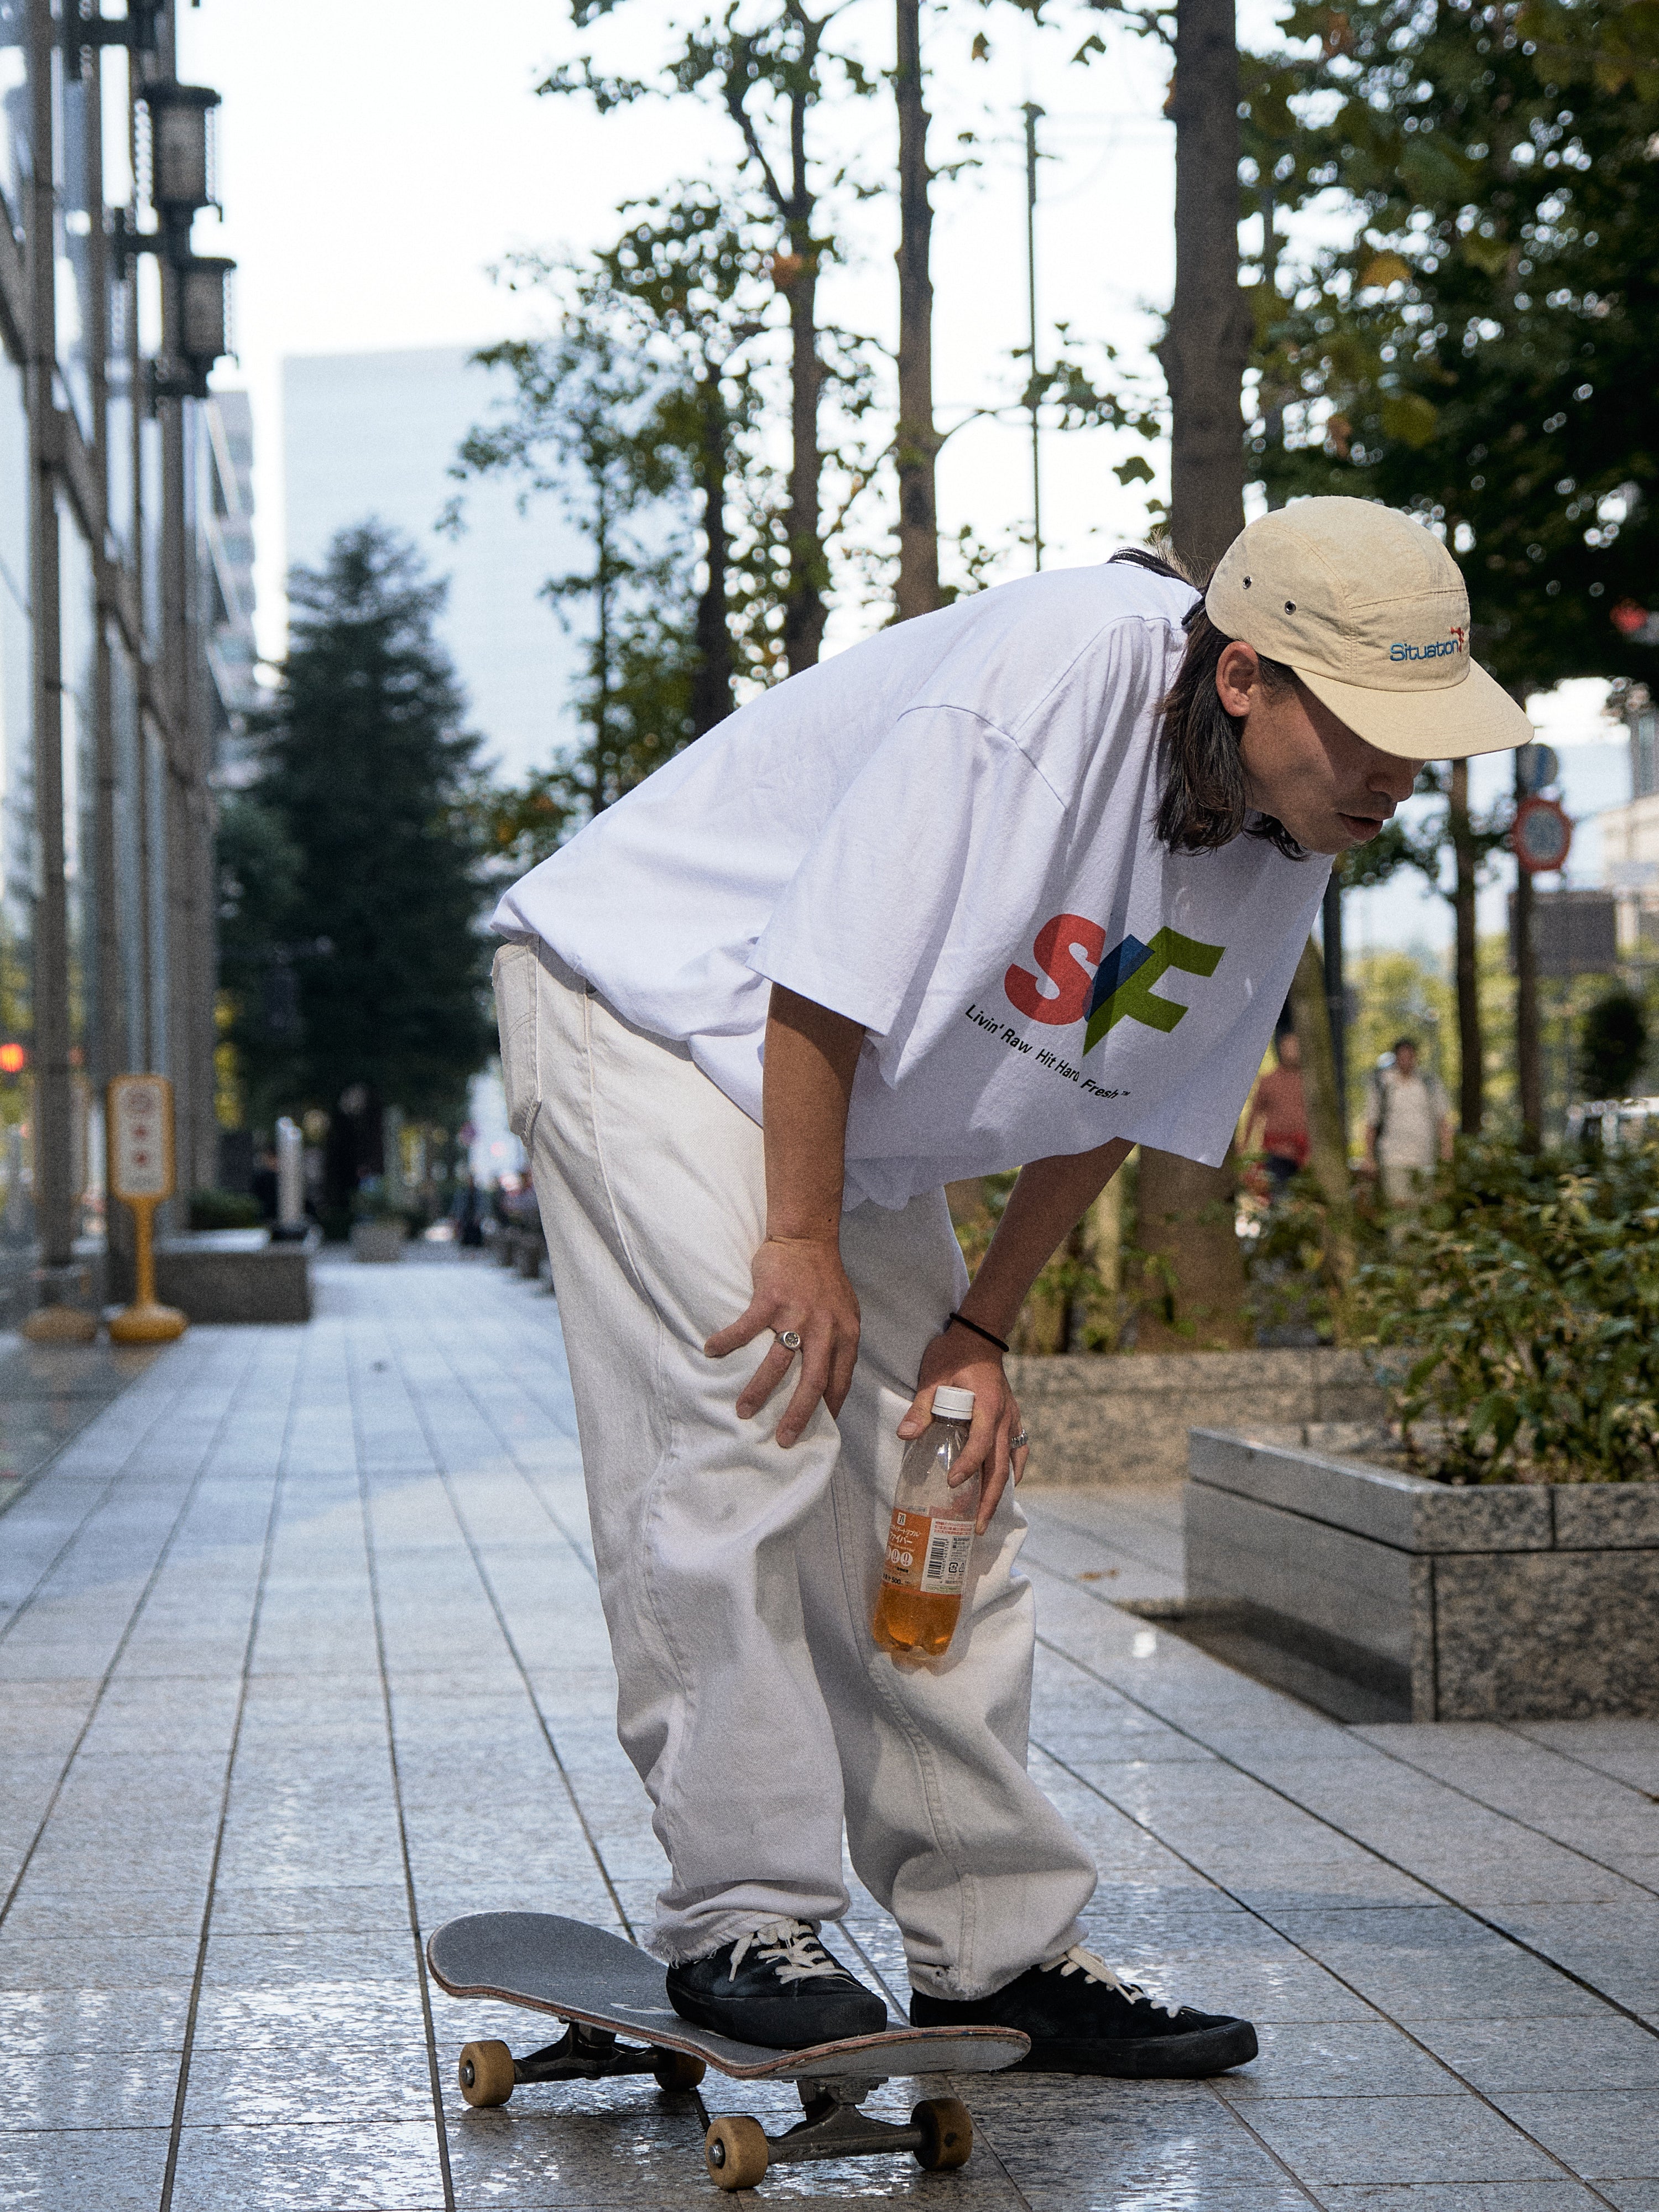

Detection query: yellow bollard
(108, 1075), (187, 1345)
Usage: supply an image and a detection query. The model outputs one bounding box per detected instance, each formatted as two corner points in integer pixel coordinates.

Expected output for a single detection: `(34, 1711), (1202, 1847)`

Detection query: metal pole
(122, 59), (154, 1076)
(1023, 101), (1043, 572)
(25, 0), (74, 1282)
(85, 13), (122, 1095)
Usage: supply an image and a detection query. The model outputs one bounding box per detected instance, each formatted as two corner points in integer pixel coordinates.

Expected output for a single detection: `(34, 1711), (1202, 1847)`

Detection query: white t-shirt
(492, 561), (1331, 1209)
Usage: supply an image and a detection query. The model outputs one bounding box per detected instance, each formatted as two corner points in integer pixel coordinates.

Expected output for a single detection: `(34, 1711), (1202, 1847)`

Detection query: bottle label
(882, 1506), (976, 1594)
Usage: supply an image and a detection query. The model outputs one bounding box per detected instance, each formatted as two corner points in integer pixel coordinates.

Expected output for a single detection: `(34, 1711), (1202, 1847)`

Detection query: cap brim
(1293, 656), (1532, 760)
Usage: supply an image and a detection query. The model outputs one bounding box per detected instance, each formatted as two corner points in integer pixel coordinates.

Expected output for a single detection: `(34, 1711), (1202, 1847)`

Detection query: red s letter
(1004, 913), (1105, 1025)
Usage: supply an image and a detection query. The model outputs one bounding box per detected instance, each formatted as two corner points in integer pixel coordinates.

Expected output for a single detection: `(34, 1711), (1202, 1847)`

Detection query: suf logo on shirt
(1005, 917), (1224, 1055)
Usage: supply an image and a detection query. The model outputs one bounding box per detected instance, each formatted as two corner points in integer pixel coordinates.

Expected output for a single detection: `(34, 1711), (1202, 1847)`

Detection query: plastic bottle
(872, 1386), (979, 1661)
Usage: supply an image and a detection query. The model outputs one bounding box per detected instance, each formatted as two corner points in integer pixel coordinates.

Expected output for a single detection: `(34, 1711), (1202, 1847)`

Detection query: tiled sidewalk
(2, 1255), (1656, 2211)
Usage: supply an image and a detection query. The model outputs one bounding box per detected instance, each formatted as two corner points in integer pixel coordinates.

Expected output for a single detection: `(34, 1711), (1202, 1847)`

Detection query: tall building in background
(283, 348), (582, 780)
(200, 390), (262, 783)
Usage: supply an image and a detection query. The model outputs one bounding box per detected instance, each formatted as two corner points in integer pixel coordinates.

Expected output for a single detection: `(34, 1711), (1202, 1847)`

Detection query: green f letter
(1083, 926), (1224, 1055)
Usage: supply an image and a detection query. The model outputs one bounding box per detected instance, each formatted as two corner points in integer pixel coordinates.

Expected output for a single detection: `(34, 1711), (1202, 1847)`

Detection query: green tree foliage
(453, 192), (785, 873)
(457, 315), (692, 868)
(218, 523), (492, 1131)
(1244, 0), (1659, 690)
(1579, 982), (1648, 1099)
(1357, 1134), (1659, 1481)
(542, 0), (883, 674)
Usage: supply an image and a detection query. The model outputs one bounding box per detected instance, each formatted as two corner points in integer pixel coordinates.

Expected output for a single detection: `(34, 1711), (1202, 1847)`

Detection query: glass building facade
(0, 1), (237, 1327)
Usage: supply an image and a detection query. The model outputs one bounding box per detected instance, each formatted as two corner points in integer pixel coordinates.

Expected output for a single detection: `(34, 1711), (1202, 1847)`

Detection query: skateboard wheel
(705, 2114), (769, 2190)
(912, 2095), (972, 2171)
(458, 2039), (515, 2107)
(652, 2048), (706, 2093)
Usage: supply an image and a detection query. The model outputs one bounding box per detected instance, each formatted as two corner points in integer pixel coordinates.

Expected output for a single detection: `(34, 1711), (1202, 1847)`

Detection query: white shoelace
(726, 1918), (846, 1985)
(1039, 1943), (1181, 2017)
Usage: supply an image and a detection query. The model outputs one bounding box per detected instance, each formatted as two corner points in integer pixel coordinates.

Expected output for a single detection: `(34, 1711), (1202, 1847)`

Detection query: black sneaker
(666, 1919), (889, 2049)
(910, 1944), (1257, 2077)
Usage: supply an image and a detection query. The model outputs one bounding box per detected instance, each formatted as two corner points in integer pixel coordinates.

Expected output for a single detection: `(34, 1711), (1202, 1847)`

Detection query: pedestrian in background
(1244, 1028), (1310, 1197)
(1364, 1037), (1453, 1208)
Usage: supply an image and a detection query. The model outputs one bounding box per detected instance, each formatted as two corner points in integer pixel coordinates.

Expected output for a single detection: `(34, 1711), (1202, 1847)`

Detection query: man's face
(1220, 644), (1423, 856)
(1277, 1033), (1301, 1070)
(1394, 1044), (1418, 1078)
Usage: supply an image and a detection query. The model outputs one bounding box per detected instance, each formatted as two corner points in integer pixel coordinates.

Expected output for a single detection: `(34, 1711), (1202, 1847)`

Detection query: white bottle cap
(931, 1385), (975, 1421)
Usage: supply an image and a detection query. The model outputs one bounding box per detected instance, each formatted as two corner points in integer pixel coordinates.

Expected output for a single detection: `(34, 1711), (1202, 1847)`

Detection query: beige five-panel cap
(1206, 497), (1533, 760)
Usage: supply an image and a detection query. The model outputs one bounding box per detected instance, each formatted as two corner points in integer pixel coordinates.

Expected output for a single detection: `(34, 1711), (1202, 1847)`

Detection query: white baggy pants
(494, 940), (1097, 1999)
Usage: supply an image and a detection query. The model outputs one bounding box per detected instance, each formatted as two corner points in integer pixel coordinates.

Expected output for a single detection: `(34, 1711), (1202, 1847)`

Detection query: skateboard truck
(461, 2023), (705, 2100)
(706, 2075), (972, 2189)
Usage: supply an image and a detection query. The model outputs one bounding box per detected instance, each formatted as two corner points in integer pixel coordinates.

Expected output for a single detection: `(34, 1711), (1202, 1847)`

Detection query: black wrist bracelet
(946, 1310), (1011, 1356)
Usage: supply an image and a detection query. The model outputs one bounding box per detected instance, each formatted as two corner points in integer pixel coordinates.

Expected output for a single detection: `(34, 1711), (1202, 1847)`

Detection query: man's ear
(1215, 640), (1260, 720)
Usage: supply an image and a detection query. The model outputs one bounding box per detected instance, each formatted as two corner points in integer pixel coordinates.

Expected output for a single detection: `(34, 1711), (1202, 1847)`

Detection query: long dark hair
(1109, 546), (1303, 860)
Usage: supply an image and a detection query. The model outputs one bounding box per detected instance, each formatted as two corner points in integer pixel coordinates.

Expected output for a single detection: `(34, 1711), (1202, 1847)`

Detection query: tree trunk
(894, 0), (940, 622)
(777, 79), (827, 676)
(1133, 1146), (1248, 1351)
(1288, 930), (1354, 1318)
(691, 366), (735, 733)
(780, 255), (825, 670)
(1160, 0), (1252, 572)
(1289, 933), (1348, 1211)
(1450, 756), (1484, 1133)
(1322, 874), (1347, 1134)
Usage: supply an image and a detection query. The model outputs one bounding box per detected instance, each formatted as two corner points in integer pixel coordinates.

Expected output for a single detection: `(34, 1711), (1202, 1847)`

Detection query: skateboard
(427, 1911), (1029, 2190)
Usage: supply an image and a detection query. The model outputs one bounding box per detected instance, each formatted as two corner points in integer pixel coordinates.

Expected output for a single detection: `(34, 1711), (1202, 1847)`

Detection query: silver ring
(776, 1329), (802, 1353)
(1011, 1430), (1030, 1452)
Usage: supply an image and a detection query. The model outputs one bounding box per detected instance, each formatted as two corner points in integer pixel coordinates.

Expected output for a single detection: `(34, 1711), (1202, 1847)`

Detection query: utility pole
(1023, 101), (1043, 571)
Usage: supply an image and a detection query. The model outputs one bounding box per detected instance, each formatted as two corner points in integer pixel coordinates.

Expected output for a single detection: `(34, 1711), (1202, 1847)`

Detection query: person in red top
(1245, 1029), (1311, 1195)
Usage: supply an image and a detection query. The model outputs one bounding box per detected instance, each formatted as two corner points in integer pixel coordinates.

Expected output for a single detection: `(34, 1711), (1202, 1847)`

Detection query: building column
(24, 0), (77, 1301)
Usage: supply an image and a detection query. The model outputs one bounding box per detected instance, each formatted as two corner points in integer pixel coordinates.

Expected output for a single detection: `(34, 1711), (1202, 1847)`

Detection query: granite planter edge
(1184, 1425), (1659, 1721)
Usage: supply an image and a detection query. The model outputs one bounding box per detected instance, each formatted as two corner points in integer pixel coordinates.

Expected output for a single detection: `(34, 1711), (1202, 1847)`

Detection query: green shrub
(1354, 1137), (1659, 1484)
(189, 1188), (264, 1231)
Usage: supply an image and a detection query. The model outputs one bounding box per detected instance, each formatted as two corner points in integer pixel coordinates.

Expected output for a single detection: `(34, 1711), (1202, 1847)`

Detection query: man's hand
(706, 1234), (862, 1447)
(899, 1329), (1027, 1533)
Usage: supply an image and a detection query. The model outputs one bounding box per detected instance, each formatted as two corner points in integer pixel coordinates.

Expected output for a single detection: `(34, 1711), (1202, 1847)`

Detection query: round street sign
(1512, 795), (1573, 874)
(1515, 742), (1559, 795)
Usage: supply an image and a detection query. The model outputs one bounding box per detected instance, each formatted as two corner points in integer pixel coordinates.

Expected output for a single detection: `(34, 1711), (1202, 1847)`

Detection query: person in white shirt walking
(491, 498), (1528, 2074)
(1364, 1038), (1455, 1208)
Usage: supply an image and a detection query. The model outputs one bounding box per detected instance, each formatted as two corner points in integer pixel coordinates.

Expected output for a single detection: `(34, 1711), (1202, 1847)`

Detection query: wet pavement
(2, 1253), (1657, 2209)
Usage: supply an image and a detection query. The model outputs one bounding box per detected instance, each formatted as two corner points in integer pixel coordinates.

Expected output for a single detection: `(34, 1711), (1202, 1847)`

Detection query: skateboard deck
(427, 1912), (1029, 2189)
(426, 1910), (1029, 2080)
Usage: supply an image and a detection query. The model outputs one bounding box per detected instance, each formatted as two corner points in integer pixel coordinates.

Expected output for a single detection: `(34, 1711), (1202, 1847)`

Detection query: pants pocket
(493, 943), (540, 1141)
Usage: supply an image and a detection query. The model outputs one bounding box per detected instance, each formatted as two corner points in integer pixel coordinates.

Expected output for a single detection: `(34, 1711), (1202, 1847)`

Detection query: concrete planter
(1009, 1349), (1384, 1486)
(1186, 1425), (1659, 1720)
(155, 1229), (315, 1322)
(349, 1219), (408, 1265)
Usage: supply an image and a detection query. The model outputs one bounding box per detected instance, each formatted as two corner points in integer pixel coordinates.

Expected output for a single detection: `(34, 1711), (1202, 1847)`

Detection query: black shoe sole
(1011, 2018), (1259, 2078)
(666, 1981), (889, 2052)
